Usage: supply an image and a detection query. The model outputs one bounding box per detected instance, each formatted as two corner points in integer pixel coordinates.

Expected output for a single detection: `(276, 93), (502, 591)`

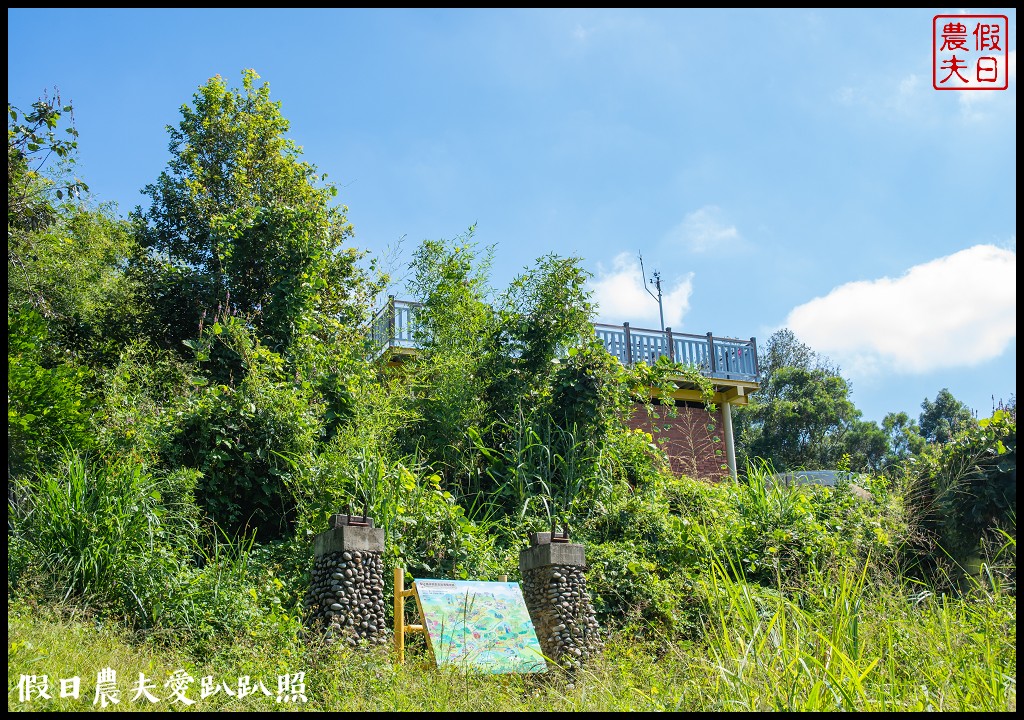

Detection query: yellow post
(499, 575), (508, 582)
(394, 567), (405, 664)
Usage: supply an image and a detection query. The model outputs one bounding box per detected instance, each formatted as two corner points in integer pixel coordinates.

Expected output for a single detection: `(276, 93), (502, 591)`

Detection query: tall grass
(9, 523), (1014, 711)
(7, 448), (171, 607)
(10, 566), (1014, 712)
(8, 450), (1014, 711)
(469, 411), (609, 526)
(698, 547), (1016, 711)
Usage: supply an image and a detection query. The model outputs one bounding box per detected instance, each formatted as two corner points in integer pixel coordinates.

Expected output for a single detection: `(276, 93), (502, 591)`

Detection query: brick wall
(626, 401), (728, 481)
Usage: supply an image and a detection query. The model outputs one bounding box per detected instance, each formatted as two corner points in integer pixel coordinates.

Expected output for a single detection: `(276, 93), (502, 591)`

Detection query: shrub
(7, 448), (181, 616)
(163, 319), (319, 539)
(8, 308), (97, 476)
(900, 408), (1016, 585)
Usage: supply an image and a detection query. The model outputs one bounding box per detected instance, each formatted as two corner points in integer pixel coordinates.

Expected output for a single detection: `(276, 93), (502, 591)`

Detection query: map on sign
(413, 580), (546, 674)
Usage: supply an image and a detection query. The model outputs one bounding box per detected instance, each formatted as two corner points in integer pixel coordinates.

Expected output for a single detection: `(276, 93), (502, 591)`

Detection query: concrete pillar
(519, 532), (602, 667)
(303, 514), (387, 646)
(722, 400), (737, 480)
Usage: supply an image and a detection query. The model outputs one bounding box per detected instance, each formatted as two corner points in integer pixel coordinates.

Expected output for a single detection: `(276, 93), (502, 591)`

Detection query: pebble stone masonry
(303, 514), (388, 646)
(519, 532), (603, 666)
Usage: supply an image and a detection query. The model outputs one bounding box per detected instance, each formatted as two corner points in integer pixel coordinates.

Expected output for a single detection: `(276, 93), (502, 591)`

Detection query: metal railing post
(749, 336), (759, 379)
(706, 332), (717, 374)
(387, 295), (396, 345)
(665, 327), (675, 362)
(623, 322), (633, 365)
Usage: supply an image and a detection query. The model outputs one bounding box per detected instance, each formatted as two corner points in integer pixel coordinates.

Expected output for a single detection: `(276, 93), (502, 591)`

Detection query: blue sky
(8, 8), (1016, 425)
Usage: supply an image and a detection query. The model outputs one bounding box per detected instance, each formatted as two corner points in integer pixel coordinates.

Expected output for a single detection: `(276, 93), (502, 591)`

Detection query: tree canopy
(6, 75), (1016, 674)
(919, 388), (977, 444)
(734, 329), (865, 472)
(133, 69), (377, 356)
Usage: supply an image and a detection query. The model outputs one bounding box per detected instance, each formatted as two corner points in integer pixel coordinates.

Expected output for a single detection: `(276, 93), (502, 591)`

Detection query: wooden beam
(722, 385), (746, 403)
(394, 568), (405, 664)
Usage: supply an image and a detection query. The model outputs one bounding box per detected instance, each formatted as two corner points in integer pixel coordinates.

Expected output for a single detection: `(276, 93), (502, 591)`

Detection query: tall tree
(880, 411), (926, 470)
(483, 252), (598, 428)
(758, 328), (840, 380)
(401, 229), (494, 477)
(734, 329), (866, 472)
(132, 70), (381, 538)
(919, 388), (976, 444)
(133, 69), (377, 356)
(8, 92), (140, 474)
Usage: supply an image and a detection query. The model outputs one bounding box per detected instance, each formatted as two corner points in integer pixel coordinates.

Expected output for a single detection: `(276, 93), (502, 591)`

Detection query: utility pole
(638, 252), (664, 332)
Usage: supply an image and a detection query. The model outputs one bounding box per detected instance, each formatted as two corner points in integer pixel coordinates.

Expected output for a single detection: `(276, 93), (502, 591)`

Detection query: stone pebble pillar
(519, 532), (603, 667)
(303, 514), (388, 646)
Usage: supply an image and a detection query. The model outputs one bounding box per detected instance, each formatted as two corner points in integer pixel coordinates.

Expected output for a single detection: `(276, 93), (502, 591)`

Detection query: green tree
(9, 202), (142, 366)
(131, 70), (382, 537)
(9, 91), (139, 364)
(8, 91), (144, 473)
(133, 69), (377, 356)
(482, 253), (599, 430)
(741, 365), (861, 471)
(475, 254), (616, 520)
(735, 329), (864, 472)
(400, 229), (494, 478)
(919, 388), (976, 445)
(758, 328), (840, 379)
(842, 418), (890, 473)
(880, 410), (926, 470)
(397, 241), (649, 521)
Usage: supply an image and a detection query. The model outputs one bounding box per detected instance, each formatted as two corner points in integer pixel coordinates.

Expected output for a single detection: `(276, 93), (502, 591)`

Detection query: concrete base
(519, 542), (587, 573)
(314, 525), (385, 557)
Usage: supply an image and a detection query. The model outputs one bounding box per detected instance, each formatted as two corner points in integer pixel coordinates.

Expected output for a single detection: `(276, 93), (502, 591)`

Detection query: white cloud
(784, 245), (1016, 376)
(590, 252), (694, 330)
(899, 73), (919, 95)
(572, 24), (594, 42)
(958, 79), (1000, 114)
(666, 205), (740, 253)
(959, 49), (1017, 120)
(832, 71), (924, 114)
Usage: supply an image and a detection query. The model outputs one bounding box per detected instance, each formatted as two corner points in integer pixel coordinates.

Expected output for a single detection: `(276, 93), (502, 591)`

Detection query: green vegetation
(8, 72), (1015, 712)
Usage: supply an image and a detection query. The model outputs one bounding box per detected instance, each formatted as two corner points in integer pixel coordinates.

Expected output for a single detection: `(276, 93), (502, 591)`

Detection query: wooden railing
(370, 297), (759, 382)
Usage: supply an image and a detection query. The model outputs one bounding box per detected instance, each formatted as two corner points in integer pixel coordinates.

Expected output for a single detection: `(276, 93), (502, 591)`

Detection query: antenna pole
(638, 252), (665, 332)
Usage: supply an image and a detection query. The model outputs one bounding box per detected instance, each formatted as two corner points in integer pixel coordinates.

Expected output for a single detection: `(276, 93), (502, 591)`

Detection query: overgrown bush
(586, 541), (681, 636)
(578, 479), (699, 638)
(573, 458), (908, 640)
(714, 464), (903, 586)
(96, 339), (198, 459)
(293, 439), (510, 583)
(163, 319), (319, 539)
(7, 308), (97, 476)
(900, 408), (1016, 585)
(7, 448), (184, 616)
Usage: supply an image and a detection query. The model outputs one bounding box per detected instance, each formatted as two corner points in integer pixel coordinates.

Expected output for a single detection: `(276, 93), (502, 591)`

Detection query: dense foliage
(7, 73), (1015, 712)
